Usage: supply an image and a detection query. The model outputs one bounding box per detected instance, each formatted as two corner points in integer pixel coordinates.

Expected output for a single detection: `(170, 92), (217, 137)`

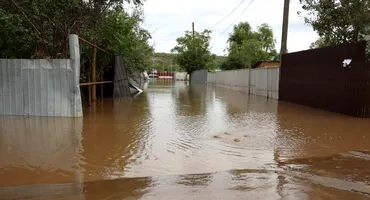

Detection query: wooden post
(280, 0), (290, 55)
(100, 72), (104, 101)
(88, 66), (92, 107)
(92, 47), (97, 101)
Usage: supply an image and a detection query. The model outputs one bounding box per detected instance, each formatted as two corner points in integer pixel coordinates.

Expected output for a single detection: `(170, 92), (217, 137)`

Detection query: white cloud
(143, 0), (319, 55)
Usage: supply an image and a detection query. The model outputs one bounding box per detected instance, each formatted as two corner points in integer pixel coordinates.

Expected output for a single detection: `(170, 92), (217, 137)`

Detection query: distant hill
(151, 52), (225, 72)
(151, 53), (179, 72)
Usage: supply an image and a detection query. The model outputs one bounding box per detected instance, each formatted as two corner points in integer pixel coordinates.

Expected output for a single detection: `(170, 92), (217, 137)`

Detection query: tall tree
(222, 22), (277, 70)
(171, 30), (216, 77)
(299, 0), (370, 46)
(256, 23), (276, 52)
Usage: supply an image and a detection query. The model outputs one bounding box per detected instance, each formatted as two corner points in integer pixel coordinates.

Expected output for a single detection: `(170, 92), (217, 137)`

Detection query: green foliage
(171, 30), (217, 74)
(222, 22), (278, 70)
(214, 56), (226, 71)
(300, 0), (370, 45)
(150, 52), (225, 72)
(0, 0), (152, 78)
(309, 37), (328, 49)
(151, 53), (182, 72)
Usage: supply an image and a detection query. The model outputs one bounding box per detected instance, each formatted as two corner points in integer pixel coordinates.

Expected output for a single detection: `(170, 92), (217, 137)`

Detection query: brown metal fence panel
(279, 41), (370, 118)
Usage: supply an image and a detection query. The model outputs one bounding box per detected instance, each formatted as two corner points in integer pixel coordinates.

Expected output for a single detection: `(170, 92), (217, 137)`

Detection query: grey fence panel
(114, 55), (131, 97)
(0, 59), (82, 117)
(267, 68), (279, 99)
(204, 67), (280, 99)
(191, 70), (208, 84)
(207, 72), (216, 83)
(0, 34), (82, 117)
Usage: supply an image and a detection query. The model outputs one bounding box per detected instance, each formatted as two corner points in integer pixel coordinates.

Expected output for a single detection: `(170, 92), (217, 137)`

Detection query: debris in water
(213, 135), (221, 139)
(234, 138), (240, 142)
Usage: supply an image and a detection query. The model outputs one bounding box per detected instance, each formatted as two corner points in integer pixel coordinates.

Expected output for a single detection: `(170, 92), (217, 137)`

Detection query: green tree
(309, 37), (328, 49)
(256, 23), (276, 52)
(222, 22), (277, 70)
(150, 53), (183, 72)
(0, 0), (152, 82)
(171, 30), (216, 77)
(299, 0), (370, 45)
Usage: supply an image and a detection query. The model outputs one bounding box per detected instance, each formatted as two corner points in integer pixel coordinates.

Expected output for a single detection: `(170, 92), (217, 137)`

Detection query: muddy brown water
(0, 81), (370, 199)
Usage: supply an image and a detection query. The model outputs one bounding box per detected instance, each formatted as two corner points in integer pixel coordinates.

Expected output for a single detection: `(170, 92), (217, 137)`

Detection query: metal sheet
(191, 70), (208, 84)
(279, 41), (370, 118)
(114, 55), (131, 97)
(205, 68), (279, 99)
(0, 34), (82, 117)
(0, 58), (82, 117)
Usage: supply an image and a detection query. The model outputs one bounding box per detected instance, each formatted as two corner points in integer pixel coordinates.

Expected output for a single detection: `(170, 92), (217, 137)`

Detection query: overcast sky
(142, 0), (319, 56)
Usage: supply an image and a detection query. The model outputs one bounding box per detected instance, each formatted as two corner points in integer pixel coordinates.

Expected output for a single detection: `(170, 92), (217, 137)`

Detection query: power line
(207, 0), (247, 30)
(219, 0), (255, 35)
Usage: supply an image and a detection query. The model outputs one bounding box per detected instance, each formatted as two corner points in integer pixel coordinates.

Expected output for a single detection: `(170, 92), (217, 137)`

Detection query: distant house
(252, 60), (280, 69)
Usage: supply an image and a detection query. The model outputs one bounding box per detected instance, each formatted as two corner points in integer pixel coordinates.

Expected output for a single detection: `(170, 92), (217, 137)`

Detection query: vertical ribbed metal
(0, 34), (82, 117)
(0, 59), (82, 117)
(194, 67), (280, 99)
(279, 41), (370, 118)
(114, 55), (131, 97)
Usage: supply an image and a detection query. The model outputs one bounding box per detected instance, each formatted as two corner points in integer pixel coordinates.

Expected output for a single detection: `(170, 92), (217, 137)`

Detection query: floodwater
(0, 81), (370, 199)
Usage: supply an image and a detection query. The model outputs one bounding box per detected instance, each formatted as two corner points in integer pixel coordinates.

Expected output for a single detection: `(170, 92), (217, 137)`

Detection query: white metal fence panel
(252, 68), (268, 97)
(200, 67), (279, 99)
(191, 70), (208, 84)
(267, 68), (279, 99)
(207, 72), (216, 83)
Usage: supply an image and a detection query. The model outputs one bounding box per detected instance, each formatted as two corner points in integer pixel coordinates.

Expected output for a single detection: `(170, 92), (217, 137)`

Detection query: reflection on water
(0, 117), (84, 186)
(0, 81), (369, 199)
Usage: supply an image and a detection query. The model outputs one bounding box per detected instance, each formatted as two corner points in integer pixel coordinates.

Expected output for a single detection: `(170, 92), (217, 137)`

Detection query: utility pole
(280, 0), (290, 55)
(192, 22), (195, 38)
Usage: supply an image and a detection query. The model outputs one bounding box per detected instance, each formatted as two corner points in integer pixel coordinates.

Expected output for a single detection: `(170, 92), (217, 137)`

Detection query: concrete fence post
(69, 34), (83, 117)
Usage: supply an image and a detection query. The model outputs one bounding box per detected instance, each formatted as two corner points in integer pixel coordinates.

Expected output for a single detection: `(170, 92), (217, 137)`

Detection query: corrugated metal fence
(114, 55), (131, 97)
(195, 67), (279, 99)
(0, 35), (82, 117)
(250, 68), (279, 99)
(191, 70), (208, 84)
(279, 41), (370, 118)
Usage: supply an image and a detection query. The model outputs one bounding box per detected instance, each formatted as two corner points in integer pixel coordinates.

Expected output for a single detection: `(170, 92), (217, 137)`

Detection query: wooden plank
(80, 81), (113, 86)
(100, 72), (104, 101)
(78, 36), (111, 55)
(88, 66), (92, 107)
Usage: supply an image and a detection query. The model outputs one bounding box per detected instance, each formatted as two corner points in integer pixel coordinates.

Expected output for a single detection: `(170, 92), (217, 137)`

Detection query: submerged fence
(194, 67), (279, 99)
(191, 69), (208, 84)
(279, 41), (370, 118)
(0, 35), (82, 117)
(192, 42), (370, 118)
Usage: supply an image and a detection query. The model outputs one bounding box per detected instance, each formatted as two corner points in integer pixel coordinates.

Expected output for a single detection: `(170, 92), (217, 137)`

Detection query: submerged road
(0, 81), (369, 199)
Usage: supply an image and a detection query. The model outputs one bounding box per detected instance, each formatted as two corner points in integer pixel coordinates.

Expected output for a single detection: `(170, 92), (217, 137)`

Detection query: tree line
(303, 0), (370, 50)
(171, 22), (279, 76)
(172, 0), (370, 75)
(0, 0), (153, 82)
(2, 0), (369, 79)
